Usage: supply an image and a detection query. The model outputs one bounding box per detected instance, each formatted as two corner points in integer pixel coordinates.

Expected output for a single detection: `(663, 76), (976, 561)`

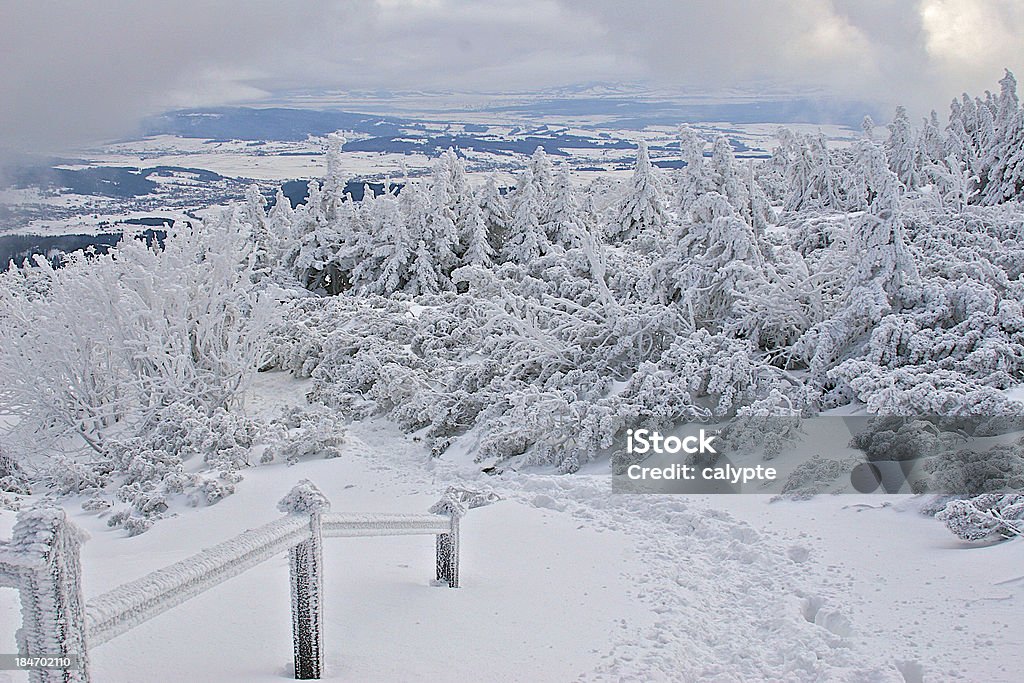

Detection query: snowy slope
(0, 375), (1021, 682)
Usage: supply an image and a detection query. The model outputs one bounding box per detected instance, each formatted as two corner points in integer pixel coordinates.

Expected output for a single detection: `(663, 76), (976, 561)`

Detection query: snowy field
(0, 375), (1020, 682)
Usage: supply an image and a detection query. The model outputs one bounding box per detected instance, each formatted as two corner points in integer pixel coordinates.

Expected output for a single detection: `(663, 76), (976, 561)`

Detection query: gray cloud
(2, 0), (1023, 159)
(0, 1), (332, 156)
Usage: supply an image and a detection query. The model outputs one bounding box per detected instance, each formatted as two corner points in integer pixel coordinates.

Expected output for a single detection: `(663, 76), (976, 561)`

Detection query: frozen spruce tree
(710, 135), (755, 218)
(945, 98), (985, 195)
(401, 183), (455, 294)
(677, 125), (711, 212)
(545, 167), (590, 249)
(426, 174), (462, 276)
(265, 188), (298, 277)
(783, 133), (844, 211)
(503, 168), (550, 263)
(461, 200), (496, 267)
(242, 184), (271, 277)
(861, 115), (876, 140)
(743, 160), (775, 236)
(528, 145), (556, 205)
(478, 175), (510, 254)
(981, 70), (1024, 204)
(374, 194), (414, 294)
(885, 105), (921, 190)
(432, 148), (478, 252)
(323, 131), (348, 200)
(409, 239), (442, 295)
(782, 133), (816, 211)
(918, 110), (946, 169)
(607, 141), (669, 244)
(849, 143), (918, 301)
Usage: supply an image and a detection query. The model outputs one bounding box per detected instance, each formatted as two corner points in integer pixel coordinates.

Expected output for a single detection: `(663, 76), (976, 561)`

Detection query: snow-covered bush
(925, 440), (1024, 496)
(849, 417), (945, 462)
(779, 455), (859, 499)
(0, 212), (271, 455)
(62, 401), (264, 534)
(261, 405), (349, 465)
(277, 478), (331, 514)
(0, 444), (29, 495)
(936, 492), (1024, 541)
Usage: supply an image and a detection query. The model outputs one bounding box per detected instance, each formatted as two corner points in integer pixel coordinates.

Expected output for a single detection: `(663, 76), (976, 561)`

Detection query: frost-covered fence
(0, 481), (479, 681)
(0, 509), (89, 683)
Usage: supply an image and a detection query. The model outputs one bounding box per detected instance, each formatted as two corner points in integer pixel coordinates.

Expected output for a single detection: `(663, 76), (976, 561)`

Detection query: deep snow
(0, 373), (1021, 682)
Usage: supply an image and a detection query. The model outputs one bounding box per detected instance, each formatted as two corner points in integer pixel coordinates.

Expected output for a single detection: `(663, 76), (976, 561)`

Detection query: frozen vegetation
(0, 71), (1023, 681)
(3, 71), (1024, 530)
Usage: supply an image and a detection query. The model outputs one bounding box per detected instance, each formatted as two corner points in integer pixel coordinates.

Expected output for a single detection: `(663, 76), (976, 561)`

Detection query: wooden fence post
(278, 481), (331, 680)
(12, 508), (90, 683)
(435, 514), (461, 588)
(429, 491), (467, 589)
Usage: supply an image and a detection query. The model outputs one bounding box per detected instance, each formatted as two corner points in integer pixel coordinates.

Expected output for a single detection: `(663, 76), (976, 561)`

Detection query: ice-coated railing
(84, 514), (313, 648)
(0, 480), (488, 682)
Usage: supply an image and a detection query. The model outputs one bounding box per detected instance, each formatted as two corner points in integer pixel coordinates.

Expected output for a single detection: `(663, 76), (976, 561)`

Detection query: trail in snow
(345, 416), (1021, 682)
(1, 372), (1018, 681)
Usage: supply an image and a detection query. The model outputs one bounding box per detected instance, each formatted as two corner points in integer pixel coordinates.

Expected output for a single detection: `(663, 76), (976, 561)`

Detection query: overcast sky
(2, 0), (1022, 156)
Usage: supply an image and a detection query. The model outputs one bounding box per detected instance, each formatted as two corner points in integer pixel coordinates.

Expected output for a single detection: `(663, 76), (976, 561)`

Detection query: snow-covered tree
(981, 70), (1024, 204)
(848, 143), (918, 301)
(607, 141), (669, 243)
(677, 125), (711, 212)
(503, 169), (550, 263)
(478, 175), (510, 254)
(918, 110), (946, 169)
(528, 145), (555, 204)
(401, 182), (453, 294)
(885, 105), (921, 190)
(431, 148), (477, 253)
(861, 115), (876, 140)
(461, 200), (495, 267)
(546, 167), (588, 249)
(323, 132), (347, 200)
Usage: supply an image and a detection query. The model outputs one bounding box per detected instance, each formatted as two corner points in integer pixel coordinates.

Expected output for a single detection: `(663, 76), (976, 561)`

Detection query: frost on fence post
(11, 508), (90, 683)
(278, 480), (330, 680)
(429, 487), (489, 589)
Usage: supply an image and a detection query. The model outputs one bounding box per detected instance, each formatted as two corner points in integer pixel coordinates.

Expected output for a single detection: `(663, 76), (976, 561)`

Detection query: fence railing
(0, 480), (487, 682)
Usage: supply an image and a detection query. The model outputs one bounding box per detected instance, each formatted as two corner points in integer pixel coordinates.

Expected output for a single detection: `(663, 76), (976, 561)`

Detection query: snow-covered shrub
(107, 511), (154, 537)
(936, 492), (1024, 541)
(277, 479), (331, 514)
(849, 417), (944, 462)
(830, 362), (1023, 416)
(925, 441), (1024, 496)
(0, 212), (271, 454)
(46, 456), (111, 496)
(778, 455), (859, 499)
(262, 405), (348, 465)
(720, 391), (803, 460)
(0, 444), (29, 495)
(58, 402), (263, 534)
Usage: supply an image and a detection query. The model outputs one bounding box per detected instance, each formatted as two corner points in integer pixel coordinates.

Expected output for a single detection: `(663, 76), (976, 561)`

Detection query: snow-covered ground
(1, 372), (1019, 682)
